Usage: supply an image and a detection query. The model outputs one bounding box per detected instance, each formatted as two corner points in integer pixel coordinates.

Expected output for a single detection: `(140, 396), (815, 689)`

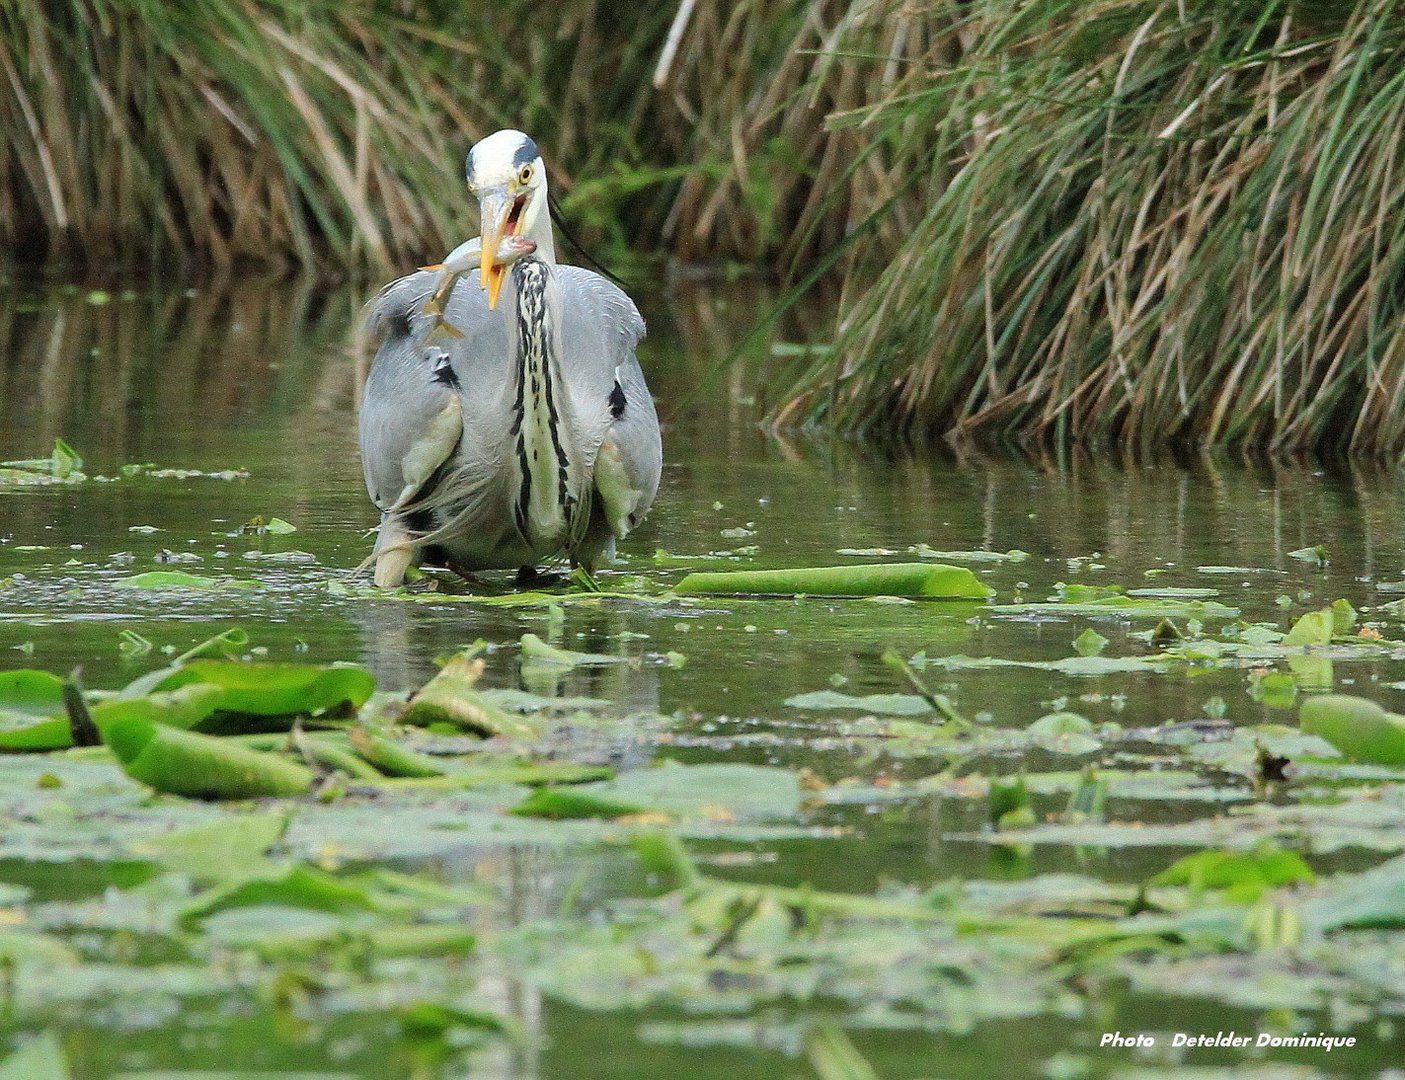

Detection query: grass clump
(771, 0), (1405, 455)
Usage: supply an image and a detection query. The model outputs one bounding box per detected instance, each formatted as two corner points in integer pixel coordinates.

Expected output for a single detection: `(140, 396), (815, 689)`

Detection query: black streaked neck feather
(510, 258), (575, 546)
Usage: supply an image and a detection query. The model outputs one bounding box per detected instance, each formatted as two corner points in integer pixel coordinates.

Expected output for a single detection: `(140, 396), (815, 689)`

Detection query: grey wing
(359, 272), (461, 513)
(359, 270), (512, 514)
(559, 267), (662, 535)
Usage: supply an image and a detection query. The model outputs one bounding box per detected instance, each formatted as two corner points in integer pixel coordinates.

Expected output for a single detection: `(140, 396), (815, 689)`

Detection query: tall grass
(0, 1), (851, 272)
(5, 1), (1405, 454)
(0, 2), (678, 271)
(772, 0), (1405, 456)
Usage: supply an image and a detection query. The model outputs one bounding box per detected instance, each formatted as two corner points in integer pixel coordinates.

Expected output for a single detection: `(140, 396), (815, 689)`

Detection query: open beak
(478, 186), (526, 310)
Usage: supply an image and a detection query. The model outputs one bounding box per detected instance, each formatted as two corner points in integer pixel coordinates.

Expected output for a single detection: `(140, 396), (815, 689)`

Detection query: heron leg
(432, 553), (495, 589)
(372, 514), (418, 589)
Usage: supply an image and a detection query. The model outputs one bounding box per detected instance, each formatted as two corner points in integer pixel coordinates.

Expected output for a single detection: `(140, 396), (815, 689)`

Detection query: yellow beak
(477, 187), (515, 310)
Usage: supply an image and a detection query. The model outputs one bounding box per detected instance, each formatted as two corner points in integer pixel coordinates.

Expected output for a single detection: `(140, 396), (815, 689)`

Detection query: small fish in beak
(420, 234), (537, 343)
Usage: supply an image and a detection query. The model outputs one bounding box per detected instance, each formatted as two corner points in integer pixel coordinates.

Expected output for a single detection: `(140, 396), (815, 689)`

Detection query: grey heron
(359, 129), (662, 588)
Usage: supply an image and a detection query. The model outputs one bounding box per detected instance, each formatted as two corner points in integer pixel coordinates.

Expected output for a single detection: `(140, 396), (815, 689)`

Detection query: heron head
(466, 129), (549, 309)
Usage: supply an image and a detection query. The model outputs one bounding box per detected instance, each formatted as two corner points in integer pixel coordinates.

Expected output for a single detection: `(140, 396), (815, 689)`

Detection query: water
(1, 277), (1403, 1077)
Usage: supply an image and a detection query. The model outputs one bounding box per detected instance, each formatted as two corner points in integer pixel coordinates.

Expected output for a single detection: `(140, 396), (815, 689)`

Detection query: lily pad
(673, 563), (992, 599)
(784, 690), (933, 716)
(0, 1032), (70, 1080)
(1300, 694), (1405, 766)
(520, 633), (627, 666)
(148, 660), (374, 717)
(0, 668), (66, 723)
(402, 654), (535, 739)
(104, 715), (315, 799)
(113, 571), (222, 589)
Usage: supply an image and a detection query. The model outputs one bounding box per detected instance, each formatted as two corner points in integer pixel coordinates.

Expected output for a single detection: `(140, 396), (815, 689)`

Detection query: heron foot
(514, 566), (564, 589)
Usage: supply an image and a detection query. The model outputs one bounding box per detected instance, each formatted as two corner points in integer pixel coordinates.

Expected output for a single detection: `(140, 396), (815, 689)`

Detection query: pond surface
(1, 277), (1403, 1078)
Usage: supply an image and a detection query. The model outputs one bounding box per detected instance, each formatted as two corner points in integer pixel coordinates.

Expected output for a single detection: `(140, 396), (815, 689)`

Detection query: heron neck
(507, 259), (580, 549)
(522, 195), (557, 263)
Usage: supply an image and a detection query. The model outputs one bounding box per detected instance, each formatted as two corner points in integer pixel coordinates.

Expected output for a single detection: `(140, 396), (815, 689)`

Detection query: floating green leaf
(399, 1000), (510, 1038)
(173, 627), (252, 665)
(297, 735), (384, 780)
(673, 562), (992, 599)
(990, 775), (1034, 829)
(181, 863), (378, 924)
(1064, 767), (1108, 823)
(149, 660), (374, 717)
(993, 596), (1239, 619)
(0, 1031), (70, 1080)
(0, 682), (248, 752)
(806, 1022), (879, 1080)
(0, 669), (65, 730)
(256, 923), (477, 964)
(402, 654), (535, 739)
(784, 690), (932, 716)
(129, 811), (289, 882)
(1026, 712), (1100, 755)
(374, 760), (613, 791)
(1303, 854), (1405, 932)
(348, 727), (445, 778)
(1284, 607), (1333, 647)
(0, 931), (80, 967)
(519, 632), (627, 666)
(1150, 844), (1315, 903)
(632, 832), (702, 892)
(104, 715), (315, 799)
(113, 570), (222, 589)
(117, 629), (154, 658)
(510, 786), (646, 820)
(0, 439), (84, 486)
(1300, 694), (1405, 765)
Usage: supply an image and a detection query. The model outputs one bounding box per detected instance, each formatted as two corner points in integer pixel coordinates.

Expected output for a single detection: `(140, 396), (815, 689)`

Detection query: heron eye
(518, 164), (534, 185)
